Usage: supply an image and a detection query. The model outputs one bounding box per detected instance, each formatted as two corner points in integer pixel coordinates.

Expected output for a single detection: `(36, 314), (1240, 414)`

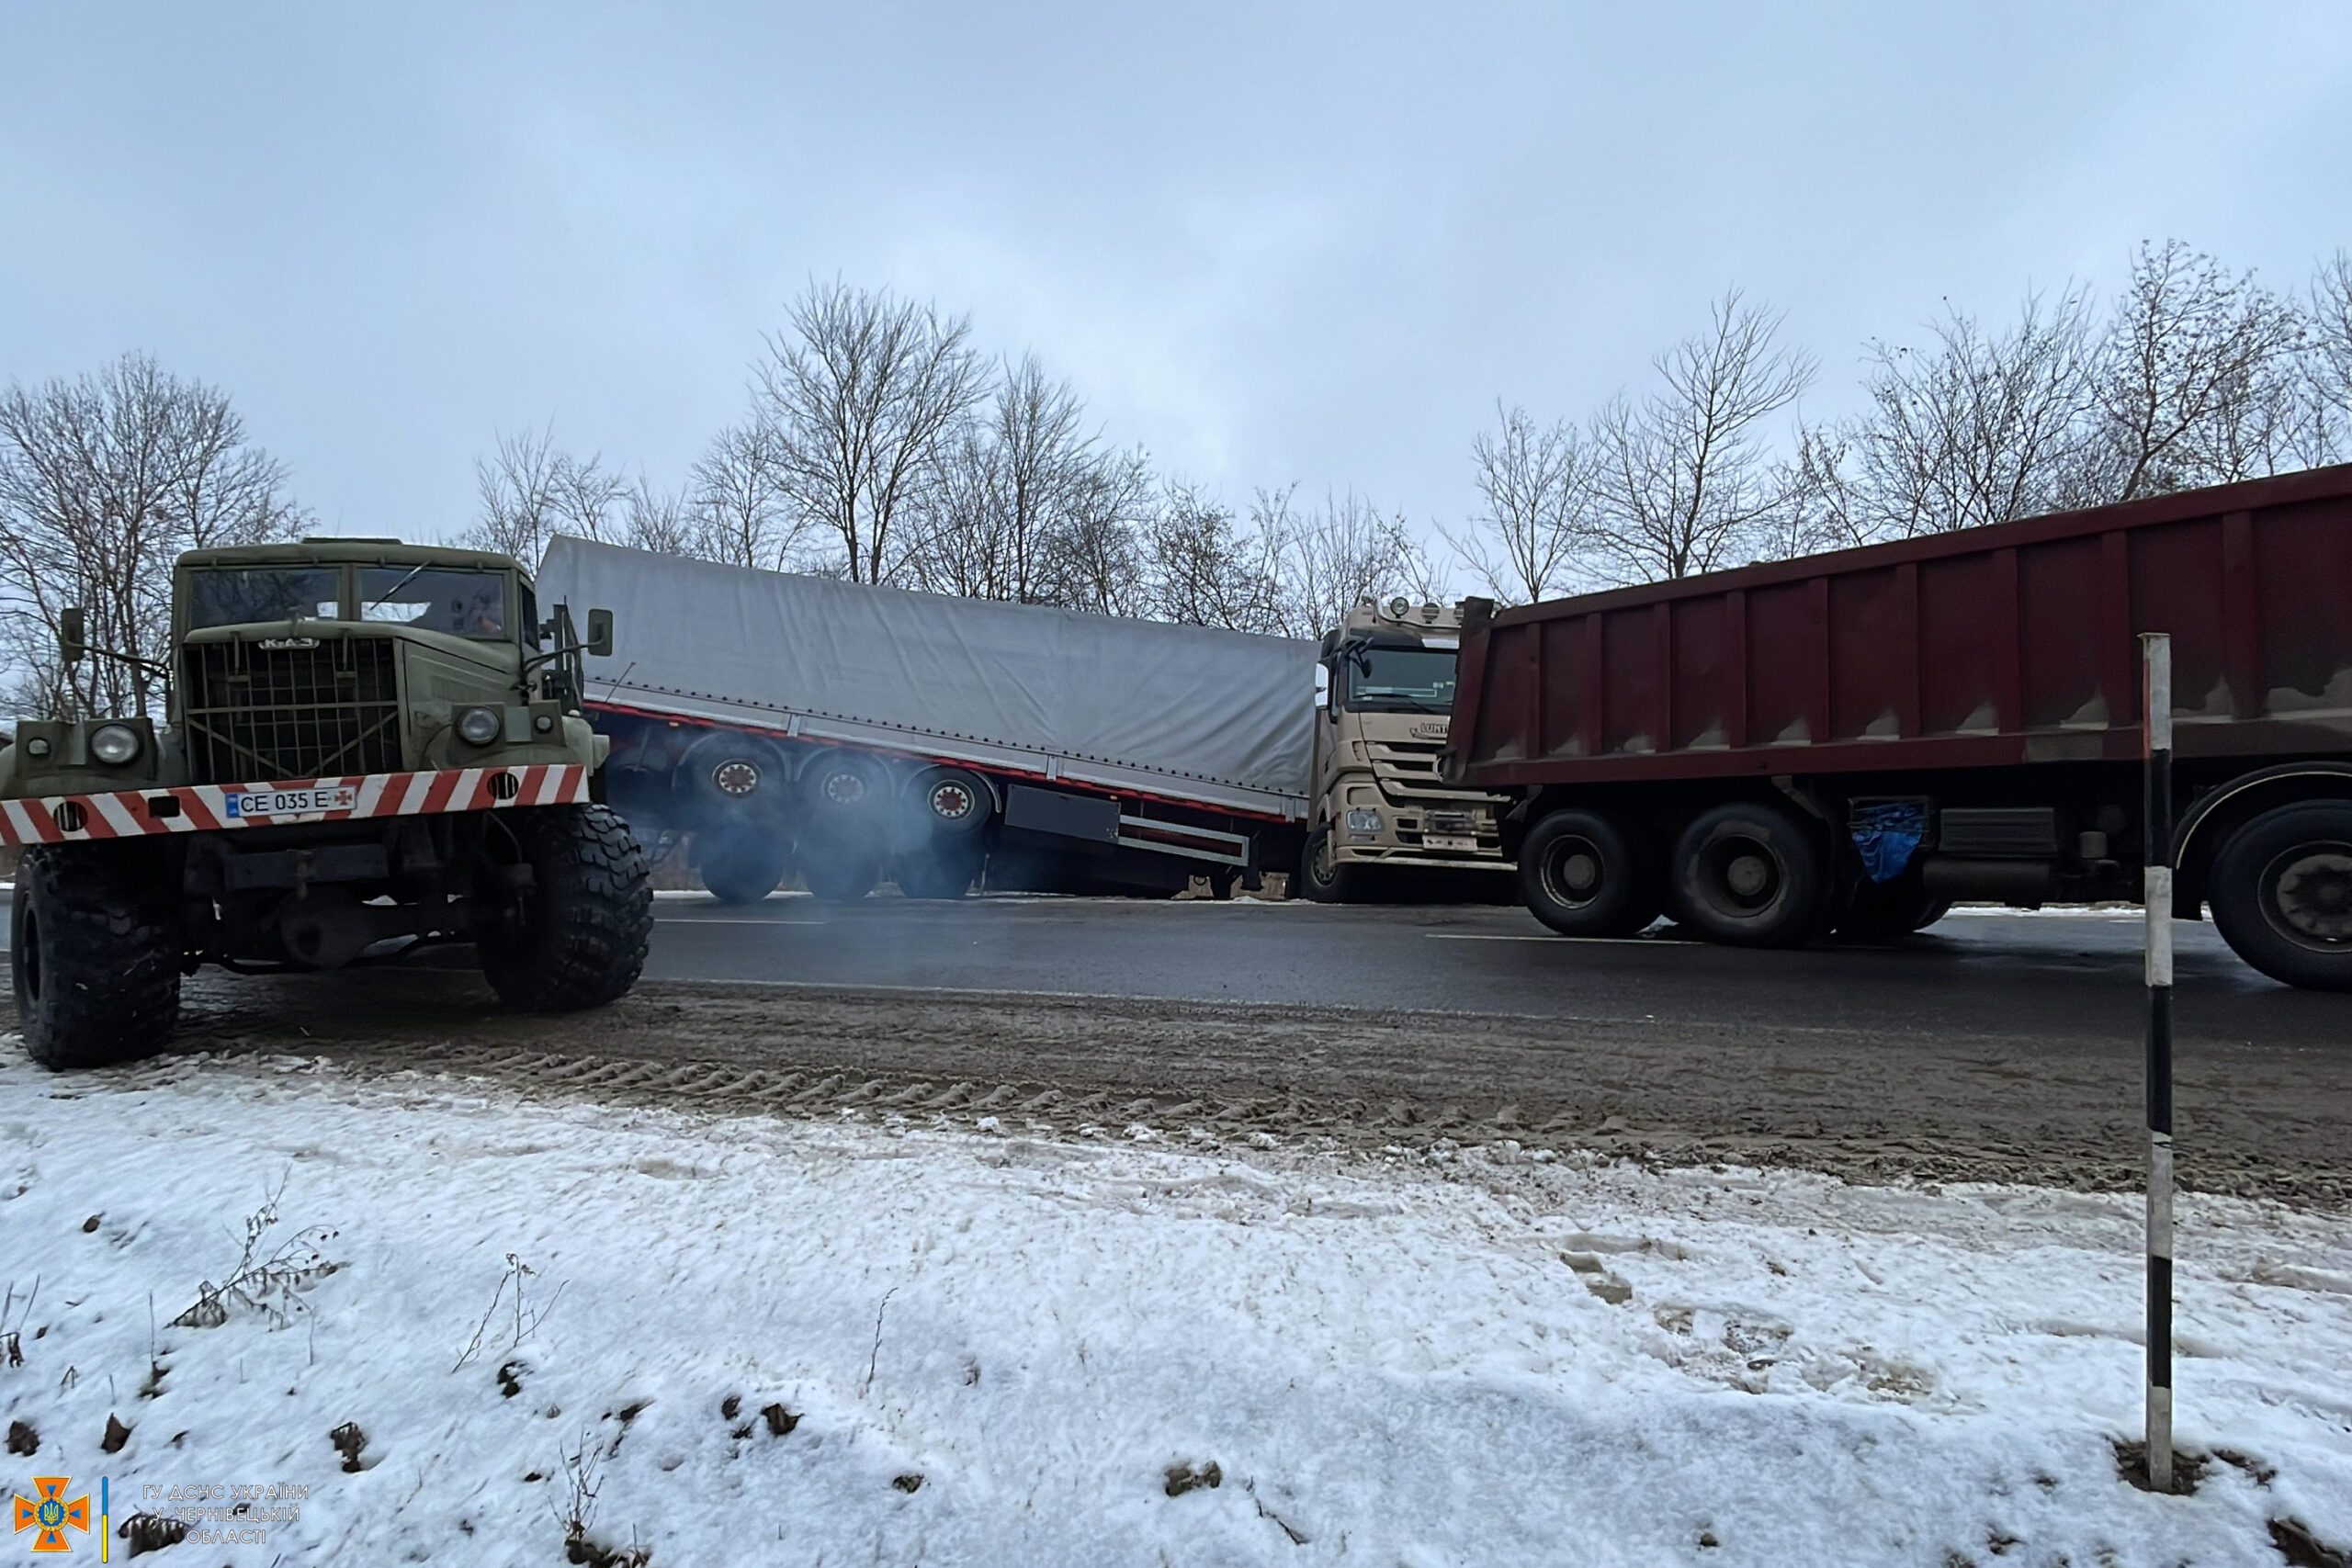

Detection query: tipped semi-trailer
(1440, 466), (2352, 989)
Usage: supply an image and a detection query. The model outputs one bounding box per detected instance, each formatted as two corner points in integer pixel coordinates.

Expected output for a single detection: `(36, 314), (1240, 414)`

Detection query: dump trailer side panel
(1442, 467), (2352, 987)
(1447, 467), (2352, 787)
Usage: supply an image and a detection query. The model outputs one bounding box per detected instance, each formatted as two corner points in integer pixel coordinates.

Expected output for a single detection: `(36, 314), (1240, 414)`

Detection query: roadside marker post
(2141, 631), (2175, 1492)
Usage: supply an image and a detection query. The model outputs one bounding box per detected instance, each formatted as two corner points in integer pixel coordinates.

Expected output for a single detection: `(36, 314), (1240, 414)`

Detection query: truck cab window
(187, 569), (344, 628)
(1345, 646), (1457, 714)
(358, 568), (510, 638)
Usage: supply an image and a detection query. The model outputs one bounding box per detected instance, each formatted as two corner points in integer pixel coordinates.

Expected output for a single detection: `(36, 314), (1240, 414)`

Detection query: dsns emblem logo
(12, 1474), (91, 1551)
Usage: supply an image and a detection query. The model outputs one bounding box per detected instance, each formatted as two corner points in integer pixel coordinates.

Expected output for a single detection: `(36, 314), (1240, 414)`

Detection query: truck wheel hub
(712, 760), (761, 797)
(2270, 848), (2352, 943)
(930, 783), (974, 820)
(822, 771), (866, 806)
(1725, 853), (1772, 899)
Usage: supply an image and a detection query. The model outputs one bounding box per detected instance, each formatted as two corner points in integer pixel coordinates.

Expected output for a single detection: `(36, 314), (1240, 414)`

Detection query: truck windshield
(187, 569), (343, 628)
(358, 568), (509, 639)
(1347, 646), (1457, 714)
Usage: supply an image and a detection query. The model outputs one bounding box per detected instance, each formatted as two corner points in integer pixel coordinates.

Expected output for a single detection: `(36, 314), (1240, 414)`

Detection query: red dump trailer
(1441, 466), (2352, 989)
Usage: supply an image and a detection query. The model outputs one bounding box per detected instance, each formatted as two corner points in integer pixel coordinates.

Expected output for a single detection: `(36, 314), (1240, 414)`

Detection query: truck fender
(2173, 761), (2352, 911)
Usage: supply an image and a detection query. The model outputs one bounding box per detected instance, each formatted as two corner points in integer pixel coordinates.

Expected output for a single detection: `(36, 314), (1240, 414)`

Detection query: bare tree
(621, 477), (696, 556)
(0, 353), (304, 718)
(2308, 250), (2352, 462)
(1444, 401), (1589, 604)
(687, 422), (811, 570)
(1041, 446), (1155, 616)
(1263, 487), (1431, 638)
(911, 355), (1094, 603)
(1837, 288), (2101, 539)
(467, 425), (697, 563)
(1142, 480), (1284, 633)
(466, 426), (628, 562)
(1585, 289), (1815, 582)
(752, 281), (987, 584)
(2090, 241), (2312, 496)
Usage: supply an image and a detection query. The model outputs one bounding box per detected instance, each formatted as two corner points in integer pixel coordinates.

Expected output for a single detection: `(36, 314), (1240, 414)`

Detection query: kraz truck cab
(1, 539), (654, 1068)
(1297, 596), (1514, 900)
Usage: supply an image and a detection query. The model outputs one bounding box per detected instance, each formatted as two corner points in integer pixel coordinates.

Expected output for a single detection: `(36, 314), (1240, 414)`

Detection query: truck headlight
(1345, 807), (1384, 833)
(88, 723), (141, 765)
(456, 706), (503, 745)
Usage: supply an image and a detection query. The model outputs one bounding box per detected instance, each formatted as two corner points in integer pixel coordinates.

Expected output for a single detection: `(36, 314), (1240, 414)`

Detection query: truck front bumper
(0, 764), (592, 847)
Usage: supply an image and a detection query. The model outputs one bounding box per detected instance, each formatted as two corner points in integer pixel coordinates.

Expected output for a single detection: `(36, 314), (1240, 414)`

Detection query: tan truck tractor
(1, 540), (654, 1068)
(1296, 596), (1514, 900)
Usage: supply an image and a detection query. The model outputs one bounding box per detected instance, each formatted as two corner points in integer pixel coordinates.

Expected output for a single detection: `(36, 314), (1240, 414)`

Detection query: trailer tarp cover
(537, 536), (1317, 799)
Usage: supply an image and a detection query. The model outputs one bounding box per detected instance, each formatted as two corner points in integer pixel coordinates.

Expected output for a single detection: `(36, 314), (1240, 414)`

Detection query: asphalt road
(641, 893), (2349, 1053)
(4, 888), (2345, 1202)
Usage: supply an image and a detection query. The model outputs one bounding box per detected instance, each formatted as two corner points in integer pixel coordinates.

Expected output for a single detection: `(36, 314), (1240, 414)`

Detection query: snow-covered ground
(2, 1047), (2347, 1567)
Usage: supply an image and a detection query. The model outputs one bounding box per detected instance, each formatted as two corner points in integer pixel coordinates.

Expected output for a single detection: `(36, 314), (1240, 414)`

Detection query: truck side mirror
(58, 607), (85, 668)
(585, 608), (615, 660)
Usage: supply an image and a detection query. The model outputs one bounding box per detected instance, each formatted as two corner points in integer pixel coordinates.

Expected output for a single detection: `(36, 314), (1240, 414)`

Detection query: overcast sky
(5, 3), (2349, 559)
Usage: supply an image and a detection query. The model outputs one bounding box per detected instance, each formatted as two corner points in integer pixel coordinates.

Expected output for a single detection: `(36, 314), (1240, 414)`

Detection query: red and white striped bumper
(0, 764), (592, 847)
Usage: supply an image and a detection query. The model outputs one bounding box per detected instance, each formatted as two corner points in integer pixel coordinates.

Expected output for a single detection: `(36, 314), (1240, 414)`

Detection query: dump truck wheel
(1836, 868), (1949, 940)
(1670, 800), (1829, 947)
(2210, 800), (2352, 991)
(699, 823), (791, 905)
(480, 805), (653, 1011)
(1299, 826), (1356, 903)
(12, 843), (182, 1069)
(1520, 809), (1660, 937)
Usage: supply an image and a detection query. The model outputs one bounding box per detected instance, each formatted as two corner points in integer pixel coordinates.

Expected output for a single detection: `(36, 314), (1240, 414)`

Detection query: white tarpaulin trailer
(537, 537), (1317, 820)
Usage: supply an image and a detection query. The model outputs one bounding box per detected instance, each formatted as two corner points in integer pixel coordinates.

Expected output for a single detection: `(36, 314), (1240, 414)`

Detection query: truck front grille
(182, 638), (401, 784)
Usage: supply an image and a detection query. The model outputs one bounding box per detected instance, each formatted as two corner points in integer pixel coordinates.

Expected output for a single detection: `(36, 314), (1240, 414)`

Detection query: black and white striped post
(2141, 631), (2175, 1491)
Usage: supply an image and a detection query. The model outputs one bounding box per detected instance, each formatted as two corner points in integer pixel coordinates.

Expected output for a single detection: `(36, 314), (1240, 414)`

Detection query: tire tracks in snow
(9, 966), (2341, 1207)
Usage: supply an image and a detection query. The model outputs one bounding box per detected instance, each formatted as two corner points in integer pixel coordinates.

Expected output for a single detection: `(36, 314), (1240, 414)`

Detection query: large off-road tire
(1298, 826), (1357, 904)
(479, 804), (653, 1011)
(2209, 800), (2352, 991)
(12, 843), (182, 1069)
(1670, 799), (1831, 948)
(699, 823), (791, 906)
(1519, 808), (1660, 938)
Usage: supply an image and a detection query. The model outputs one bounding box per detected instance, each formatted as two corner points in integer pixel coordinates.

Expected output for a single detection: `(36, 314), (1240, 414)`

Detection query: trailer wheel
(2209, 800), (2352, 990)
(682, 730), (787, 813)
(1670, 800), (1829, 947)
(799, 840), (878, 903)
(898, 843), (983, 900)
(910, 768), (992, 838)
(800, 750), (890, 825)
(699, 823), (791, 906)
(1519, 809), (1659, 937)
(480, 804), (654, 1011)
(11, 843), (182, 1069)
(1298, 826), (1357, 903)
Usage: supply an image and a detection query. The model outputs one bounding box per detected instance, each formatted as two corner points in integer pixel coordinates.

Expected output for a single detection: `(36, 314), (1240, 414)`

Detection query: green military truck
(1, 539), (655, 1068)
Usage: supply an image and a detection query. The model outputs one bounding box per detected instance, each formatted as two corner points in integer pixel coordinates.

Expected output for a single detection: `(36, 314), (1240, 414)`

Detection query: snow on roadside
(1, 1046), (2346, 1567)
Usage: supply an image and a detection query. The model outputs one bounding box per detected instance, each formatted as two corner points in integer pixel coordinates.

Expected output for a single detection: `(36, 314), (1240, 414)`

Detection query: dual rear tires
(1520, 798), (1836, 947)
